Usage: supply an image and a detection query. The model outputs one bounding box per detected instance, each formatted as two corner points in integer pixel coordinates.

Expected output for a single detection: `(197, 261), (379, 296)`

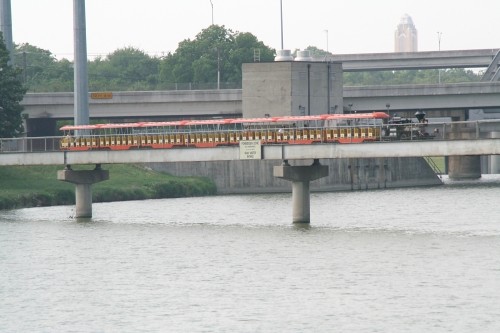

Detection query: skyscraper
(395, 14), (418, 52)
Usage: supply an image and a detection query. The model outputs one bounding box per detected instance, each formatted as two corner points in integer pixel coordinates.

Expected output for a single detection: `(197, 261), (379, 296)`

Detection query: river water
(1, 176), (500, 332)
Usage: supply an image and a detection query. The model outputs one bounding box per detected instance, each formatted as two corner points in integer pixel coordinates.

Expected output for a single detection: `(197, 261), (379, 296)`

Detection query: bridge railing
(1, 119), (499, 154)
(0, 137), (61, 153)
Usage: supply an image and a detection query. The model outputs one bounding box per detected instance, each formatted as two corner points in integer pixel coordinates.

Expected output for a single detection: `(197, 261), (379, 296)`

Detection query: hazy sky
(8, 0), (500, 59)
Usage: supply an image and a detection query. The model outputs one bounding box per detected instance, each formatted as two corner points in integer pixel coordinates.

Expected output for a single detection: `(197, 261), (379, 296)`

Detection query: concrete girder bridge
(1, 126), (500, 222)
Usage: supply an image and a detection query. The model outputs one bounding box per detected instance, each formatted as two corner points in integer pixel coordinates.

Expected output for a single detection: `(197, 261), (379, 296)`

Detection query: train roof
(60, 112), (389, 131)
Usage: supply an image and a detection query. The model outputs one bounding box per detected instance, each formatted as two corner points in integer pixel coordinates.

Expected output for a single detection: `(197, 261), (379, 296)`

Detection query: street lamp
(324, 29), (329, 53)
(280, 0), (284, 50)
(437, 32), (442, 84)
(217, 47), (220, 89)
(209, 0), (214, 25)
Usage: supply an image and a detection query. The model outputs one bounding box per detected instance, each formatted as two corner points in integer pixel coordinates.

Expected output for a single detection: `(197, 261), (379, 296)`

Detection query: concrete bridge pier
(448, 155), (481, 179)
(489, 132), (500, 174)
(57, 165), (109, 218)
(446, 124), (481, 180)
(274, 159), (329, 223)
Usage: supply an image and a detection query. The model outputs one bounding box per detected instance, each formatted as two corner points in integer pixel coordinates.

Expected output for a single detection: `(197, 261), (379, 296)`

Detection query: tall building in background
(395, 14), (418, 52)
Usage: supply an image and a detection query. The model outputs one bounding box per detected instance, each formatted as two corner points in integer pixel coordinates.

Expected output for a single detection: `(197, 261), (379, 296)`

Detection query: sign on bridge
(90, 92), (113, 99)
(239, 140), (262, 160)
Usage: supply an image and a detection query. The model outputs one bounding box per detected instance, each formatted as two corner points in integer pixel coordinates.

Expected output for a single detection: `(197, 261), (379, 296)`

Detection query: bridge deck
(1, 139), (499, 166)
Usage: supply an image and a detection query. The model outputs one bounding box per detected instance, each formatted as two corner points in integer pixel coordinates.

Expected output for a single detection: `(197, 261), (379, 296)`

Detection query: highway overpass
(332, 49), (499, 71)
(20, 82), (500, 120)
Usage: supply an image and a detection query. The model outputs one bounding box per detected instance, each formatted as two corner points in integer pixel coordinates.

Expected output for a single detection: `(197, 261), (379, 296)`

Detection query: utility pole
(324, 29), (329, 53)
(0, 0), (13, 64)
(73, 0), (89, 129)
(280, 0), (284, 50)
(209, 0), (214, 25)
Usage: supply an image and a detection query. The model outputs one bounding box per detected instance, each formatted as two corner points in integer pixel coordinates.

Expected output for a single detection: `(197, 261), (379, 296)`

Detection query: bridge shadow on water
(442, 174), (500, 188)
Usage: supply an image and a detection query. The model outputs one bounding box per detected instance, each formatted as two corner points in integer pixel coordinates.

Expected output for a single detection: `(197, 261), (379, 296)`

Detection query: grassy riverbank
(426, 156), (446, 174)
(0, 164), (216, 210)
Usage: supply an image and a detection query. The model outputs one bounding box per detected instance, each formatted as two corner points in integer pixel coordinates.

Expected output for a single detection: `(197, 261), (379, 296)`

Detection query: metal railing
(0, 137), (62, 153)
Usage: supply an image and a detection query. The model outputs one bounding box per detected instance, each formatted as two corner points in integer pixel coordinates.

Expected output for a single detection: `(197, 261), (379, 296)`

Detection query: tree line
(12, 25), (481, 93)
(14, 25), (275, 93)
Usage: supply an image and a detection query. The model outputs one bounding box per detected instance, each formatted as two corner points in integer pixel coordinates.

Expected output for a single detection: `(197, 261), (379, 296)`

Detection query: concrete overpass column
(446, 124), (481, 180)
(448, 156), (481, 179)
(490, 132), (500, 174)
(274, 159), (329, 223)
(57, 165), (109, 218)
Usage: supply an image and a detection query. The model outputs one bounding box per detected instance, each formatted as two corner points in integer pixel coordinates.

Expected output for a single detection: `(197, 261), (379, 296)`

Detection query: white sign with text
(239, 140), (262, 160)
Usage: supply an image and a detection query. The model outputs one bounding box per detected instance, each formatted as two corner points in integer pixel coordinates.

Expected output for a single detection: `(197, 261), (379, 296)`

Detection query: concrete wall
(290, 62), (343, 116)
(242, 62), (293, 118)
(242, 62), (343, 118)
(148, 157), (442, 194)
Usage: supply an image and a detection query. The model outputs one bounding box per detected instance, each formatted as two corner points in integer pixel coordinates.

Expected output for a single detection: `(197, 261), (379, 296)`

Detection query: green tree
(344, 69), (481, 86)
(0, 33), (27, 137)
(226, 32), (275, 83)
(14, 43), (72, 92)
(303, 46), (332, 59)
(89, 47), (160, 91)
(159, 25), (275, 89)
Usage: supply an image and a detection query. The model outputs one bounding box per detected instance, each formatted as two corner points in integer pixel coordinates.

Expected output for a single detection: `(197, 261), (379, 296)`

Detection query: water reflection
(292, 222), (312, 231)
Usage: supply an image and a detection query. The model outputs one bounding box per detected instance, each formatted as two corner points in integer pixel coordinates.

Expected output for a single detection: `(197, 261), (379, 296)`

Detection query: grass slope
(0, 164), (216, 210)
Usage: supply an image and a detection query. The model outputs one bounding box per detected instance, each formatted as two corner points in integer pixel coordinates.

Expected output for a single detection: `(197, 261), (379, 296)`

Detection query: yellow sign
(239, 140), (262, 160)
(90, 92), (113, 99)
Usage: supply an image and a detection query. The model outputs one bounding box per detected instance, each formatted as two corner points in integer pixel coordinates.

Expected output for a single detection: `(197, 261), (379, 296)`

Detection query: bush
(93, 187), (148, 202)
(151, 179), (216, 199)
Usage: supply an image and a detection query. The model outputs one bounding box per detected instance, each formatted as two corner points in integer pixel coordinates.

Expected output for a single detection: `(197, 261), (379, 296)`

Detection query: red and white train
(59, 112), (390, 151)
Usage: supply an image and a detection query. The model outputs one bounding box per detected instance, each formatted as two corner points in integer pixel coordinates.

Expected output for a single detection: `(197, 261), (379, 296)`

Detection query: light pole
(437, 32), (442, 84)
(209, 0), (214, 25)
(324, 29), (329, 53)
(280, 0), (284, 50)
(217, 47), (220, 90)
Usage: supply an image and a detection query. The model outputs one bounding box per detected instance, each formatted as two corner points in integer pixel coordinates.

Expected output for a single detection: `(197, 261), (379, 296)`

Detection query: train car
(383, 111), (435, 140)
(59, 112), (389, 151)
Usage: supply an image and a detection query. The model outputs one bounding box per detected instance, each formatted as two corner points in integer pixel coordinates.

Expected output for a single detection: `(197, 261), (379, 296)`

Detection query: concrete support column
(274, 160), (329, 223)
(291, 181), (310, 223)
(446, 124), (481, 180)
(448, 155), (481, 179)
(490, 132), (500, 174)
(57, 165), (109, 218)
(75, 183), (93, 218)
